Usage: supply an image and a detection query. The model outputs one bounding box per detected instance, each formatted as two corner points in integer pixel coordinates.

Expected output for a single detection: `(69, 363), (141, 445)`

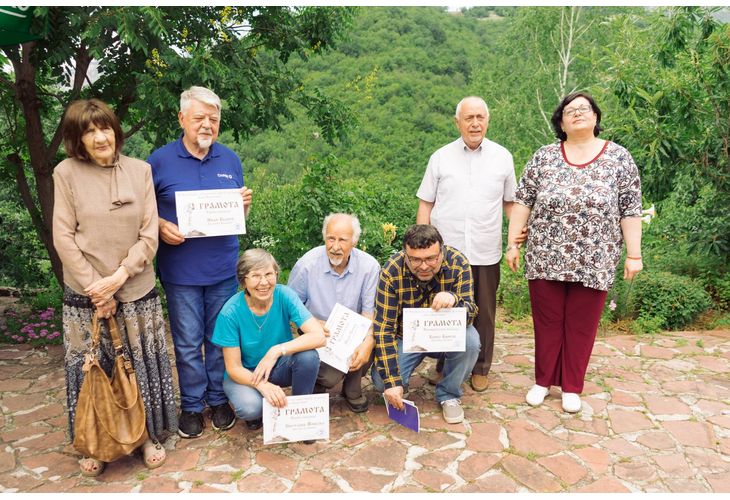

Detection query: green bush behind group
(1, 6), (729, 344)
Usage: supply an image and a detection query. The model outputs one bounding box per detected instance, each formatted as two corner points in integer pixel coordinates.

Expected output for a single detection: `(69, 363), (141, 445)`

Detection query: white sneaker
(525, 384), (549, 406)
(440, 398), (464, 424)
(562, 392), (582, 413)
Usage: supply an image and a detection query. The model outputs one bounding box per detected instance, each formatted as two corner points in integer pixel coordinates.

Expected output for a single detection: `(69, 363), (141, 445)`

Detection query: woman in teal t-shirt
(212, 249), (326, 430)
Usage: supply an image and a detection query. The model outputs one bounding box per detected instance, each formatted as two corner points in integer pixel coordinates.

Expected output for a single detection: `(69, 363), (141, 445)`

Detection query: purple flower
(609, 300), (617, 311)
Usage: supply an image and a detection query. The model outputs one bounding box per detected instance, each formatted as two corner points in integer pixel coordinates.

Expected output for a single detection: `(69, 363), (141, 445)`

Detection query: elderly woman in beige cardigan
(53, 99), (177, 476)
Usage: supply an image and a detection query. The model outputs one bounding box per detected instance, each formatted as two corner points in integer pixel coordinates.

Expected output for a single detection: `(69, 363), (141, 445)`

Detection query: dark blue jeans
(371, 325), (481, 403)
(163, 276), (238, 413)
(223, 350), (320, 421)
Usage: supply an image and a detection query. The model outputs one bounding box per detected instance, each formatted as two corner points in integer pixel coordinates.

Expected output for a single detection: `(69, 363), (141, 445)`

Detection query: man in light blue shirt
(288, 213), (381, 412)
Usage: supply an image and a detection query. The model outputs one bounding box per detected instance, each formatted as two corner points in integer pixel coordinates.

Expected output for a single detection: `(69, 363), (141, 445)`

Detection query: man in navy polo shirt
(149, 86), (252, 438)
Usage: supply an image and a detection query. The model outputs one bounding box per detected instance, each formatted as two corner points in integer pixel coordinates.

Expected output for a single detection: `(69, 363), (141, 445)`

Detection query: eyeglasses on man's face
(245, 271), (278, 284)
(563, 104), (592, 117)
(406, 252), (442, 268)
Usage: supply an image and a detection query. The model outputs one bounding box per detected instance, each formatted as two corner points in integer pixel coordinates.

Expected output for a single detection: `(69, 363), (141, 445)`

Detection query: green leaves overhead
(0, 6), (356, 286)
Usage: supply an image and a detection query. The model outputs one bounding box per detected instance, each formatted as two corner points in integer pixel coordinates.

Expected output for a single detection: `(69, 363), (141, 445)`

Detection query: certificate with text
(175, 188), (246, 238)
(262, 393), (329, 445)
(402, 307), (466, 353)
(318, 303), (373, 374)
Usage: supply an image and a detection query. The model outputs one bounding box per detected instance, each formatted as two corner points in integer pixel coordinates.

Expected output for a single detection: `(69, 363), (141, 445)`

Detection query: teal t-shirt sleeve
(212, 304), (241, 348)
(281, 285), (312, 327)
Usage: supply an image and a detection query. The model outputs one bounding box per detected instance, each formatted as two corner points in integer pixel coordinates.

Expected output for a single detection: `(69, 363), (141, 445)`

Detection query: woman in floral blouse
(505, 92), (643, 413)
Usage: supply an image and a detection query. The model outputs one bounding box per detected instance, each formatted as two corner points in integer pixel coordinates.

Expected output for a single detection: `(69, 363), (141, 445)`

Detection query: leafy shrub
(24, 282), (64, 311)
(629, 314), (665, 335)
(244, 154), (417, 271)
(0, 193), (53, 289)
(707, 274), (730, 311)
(498, 259), (531, 320)
(613, 270), (711, 330)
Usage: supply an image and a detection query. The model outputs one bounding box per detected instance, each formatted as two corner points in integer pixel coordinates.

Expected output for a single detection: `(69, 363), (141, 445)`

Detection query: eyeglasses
(406, 252), (442, 267)
(245, 271), (277, 284)
(563, 105), (592, 117)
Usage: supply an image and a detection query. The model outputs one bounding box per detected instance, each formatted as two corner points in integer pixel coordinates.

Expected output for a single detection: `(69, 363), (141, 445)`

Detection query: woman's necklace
(247, 298), (272, 332)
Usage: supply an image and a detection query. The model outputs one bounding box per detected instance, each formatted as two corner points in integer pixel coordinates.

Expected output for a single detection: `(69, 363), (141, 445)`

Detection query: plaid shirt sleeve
(449, 248), (478, 325)
(373, 265), (402, 389)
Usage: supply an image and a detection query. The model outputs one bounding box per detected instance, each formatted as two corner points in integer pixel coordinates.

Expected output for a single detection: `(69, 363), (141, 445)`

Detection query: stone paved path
(1, 330), (729, 493)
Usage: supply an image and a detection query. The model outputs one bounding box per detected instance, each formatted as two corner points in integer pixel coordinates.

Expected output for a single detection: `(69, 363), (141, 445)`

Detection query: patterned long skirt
(63, 286), (178, 443)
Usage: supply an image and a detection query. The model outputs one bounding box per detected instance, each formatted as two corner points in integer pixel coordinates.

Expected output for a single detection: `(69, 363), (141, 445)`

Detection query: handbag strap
(90, 315), (102, 350)
(106, 316), (136, 374)
(90, 315), (135, 374)
(106, 315), (124, 352)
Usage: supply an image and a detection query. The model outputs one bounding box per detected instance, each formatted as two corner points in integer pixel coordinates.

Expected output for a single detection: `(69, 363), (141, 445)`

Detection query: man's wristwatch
(506, 243), (520, 251)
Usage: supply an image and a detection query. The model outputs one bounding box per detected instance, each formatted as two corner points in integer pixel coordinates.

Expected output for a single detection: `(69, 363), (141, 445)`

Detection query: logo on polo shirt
(217, 173), (233, 180)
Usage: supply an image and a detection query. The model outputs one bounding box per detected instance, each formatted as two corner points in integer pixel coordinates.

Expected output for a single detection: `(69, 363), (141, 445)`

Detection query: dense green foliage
(0, 6), (355, 286)
(1, 6), (729, 340)
(612, 270), (712, 330)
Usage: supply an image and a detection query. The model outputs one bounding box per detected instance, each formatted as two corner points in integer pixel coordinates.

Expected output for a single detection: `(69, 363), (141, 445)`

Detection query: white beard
(328, 254), (344, 268)
(197, 137), (213, 149)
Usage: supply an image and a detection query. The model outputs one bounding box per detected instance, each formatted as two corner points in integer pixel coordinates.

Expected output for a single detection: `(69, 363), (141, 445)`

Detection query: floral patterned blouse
(514, 140), (642, 291)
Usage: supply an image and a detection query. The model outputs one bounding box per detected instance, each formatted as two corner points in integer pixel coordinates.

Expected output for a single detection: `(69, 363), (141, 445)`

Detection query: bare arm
(416, 199), (433, 224)
(621, 216), (643, 280)
(505, 203), (532, 272)
(503, 200), (514, 220)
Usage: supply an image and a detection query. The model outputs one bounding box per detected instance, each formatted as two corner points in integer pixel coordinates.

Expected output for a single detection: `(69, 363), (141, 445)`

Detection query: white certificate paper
(175, 188), (246, 238)
(402, 307), (467, 353)
(262, 393), (329, 445)
(318, 303), (373, 374)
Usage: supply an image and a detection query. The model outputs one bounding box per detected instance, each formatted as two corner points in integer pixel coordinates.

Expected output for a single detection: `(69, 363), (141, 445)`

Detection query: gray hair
(455, 96), (489, 119)
(322, 213), (362, 244)
(180, 86), (221, 114)
(236, 248), (280, 287)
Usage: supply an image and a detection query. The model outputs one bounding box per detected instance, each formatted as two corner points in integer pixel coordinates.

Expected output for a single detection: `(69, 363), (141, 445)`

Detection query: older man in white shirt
(416, 96), (521, 392)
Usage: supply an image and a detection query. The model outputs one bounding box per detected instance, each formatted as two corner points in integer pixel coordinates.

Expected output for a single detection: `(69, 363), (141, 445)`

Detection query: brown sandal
(142, 439), (167, 469)
(79, 457), (106, 477)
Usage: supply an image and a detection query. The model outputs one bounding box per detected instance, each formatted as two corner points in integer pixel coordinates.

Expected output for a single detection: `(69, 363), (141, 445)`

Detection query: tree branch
(124, 119), (146, 139)
(47, 44), (93, 163)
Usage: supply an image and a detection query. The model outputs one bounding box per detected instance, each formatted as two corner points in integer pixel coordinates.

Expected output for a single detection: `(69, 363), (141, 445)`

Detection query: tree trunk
(13, 42), (64, 288)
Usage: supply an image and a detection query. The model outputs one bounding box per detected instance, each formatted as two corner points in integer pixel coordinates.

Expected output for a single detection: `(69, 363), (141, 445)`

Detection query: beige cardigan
(52, 155), (158, 302)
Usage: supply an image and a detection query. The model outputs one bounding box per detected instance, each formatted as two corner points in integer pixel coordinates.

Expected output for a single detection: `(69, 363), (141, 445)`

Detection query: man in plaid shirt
(371, 224), (481, 423)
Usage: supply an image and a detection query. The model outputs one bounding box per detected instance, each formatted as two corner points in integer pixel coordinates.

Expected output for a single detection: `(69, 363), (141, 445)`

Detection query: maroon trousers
(528, 279), (607, 393)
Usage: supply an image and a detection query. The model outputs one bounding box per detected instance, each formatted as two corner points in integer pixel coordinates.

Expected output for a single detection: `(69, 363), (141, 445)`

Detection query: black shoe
(343, 396), (369, 413)
(245, 418), (263, 431)
(341, 388), (368, 413)
(178, 410), (204, 438)
(302, 440), (316, 445)
(211, 402), (236, 431)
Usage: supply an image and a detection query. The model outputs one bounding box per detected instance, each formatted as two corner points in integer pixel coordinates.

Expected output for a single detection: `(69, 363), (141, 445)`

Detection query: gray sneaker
(440, 398), (464, 424)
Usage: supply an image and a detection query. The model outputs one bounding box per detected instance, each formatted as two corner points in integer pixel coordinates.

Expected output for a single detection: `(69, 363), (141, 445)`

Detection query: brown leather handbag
(73, 315), (148, 462)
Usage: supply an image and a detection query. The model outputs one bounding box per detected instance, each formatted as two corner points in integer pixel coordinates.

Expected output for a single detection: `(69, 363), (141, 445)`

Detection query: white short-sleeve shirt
(417, 137), (517, 266)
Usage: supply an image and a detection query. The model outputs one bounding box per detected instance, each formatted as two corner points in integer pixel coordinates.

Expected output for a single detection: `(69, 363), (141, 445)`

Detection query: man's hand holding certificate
(318, 303), (373, 374)
(175, 188), (246, 238)
(402, 307), (467, 353)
